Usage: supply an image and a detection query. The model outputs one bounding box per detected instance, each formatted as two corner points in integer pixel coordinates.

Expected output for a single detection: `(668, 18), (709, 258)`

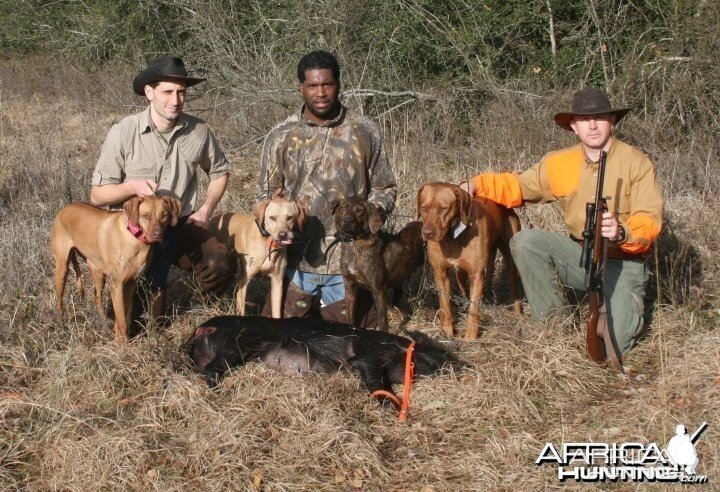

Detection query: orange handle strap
(398, 342), (416, 421)
(369, 341), (416, 421)
(370, 390), (402, 409)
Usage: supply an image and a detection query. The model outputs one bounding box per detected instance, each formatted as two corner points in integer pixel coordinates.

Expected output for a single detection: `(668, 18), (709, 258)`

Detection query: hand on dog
(126, 179), (158, 197)
(188, 209), (210, 230)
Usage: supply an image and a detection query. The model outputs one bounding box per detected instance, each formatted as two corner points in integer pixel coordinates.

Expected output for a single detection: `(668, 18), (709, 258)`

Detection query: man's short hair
(297, 51), (341, 83)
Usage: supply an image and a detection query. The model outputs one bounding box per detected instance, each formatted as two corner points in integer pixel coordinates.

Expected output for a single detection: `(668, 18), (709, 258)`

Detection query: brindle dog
(174, 223), (237, 294)
(334, 197), (425, 331)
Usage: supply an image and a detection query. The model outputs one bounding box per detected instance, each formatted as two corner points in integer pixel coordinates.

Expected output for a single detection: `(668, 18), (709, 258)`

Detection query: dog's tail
(405, 331), (459, 376)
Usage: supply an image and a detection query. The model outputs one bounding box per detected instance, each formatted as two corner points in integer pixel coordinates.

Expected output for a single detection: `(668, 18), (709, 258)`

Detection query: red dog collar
(127, 219), (150, 244)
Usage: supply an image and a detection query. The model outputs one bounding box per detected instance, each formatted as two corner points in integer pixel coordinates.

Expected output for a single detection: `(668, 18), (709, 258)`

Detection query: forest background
(1, 0), (718, 490)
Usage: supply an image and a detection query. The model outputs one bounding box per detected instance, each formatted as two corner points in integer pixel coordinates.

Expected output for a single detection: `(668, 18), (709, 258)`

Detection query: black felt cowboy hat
(554, 88), (629, 131)
(132, 55), (206, 96)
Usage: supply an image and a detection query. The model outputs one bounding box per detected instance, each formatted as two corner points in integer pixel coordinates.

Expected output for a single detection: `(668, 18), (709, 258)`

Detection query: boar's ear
(368, 203), (384, 233)
(454, 185), (472, 225)
(294, 199), (307, 231)
(254, 199), (271, 225)
(123, 196), (143, 226)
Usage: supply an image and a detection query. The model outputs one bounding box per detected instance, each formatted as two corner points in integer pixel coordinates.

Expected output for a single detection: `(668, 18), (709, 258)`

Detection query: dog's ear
(255, 199), (271, 224)
(416, 184), (428, 219)
(123, 196), (143, 226)
(454, 185), (472, 224)
(330, 199), (342, 216)
(163, 197), (182, 227)
(368, 203), (384, 233)
(294, 200), (307, 231)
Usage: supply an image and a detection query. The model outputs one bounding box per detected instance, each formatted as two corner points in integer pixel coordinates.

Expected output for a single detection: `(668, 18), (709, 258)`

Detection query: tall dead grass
(1, 57), (718, 490)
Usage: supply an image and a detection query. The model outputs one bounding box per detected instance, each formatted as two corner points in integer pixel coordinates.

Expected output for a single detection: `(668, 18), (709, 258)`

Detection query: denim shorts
(286, 268), (345, 307)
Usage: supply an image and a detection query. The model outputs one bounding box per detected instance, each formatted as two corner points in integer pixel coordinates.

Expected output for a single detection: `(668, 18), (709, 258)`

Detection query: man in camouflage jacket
(257, 50), (397, 323)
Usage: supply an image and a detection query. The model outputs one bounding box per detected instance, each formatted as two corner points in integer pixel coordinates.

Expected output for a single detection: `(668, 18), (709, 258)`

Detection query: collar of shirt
(583, 136), (617, 167)
(298, 103), (347, 128)
(137, 106), (188, 136)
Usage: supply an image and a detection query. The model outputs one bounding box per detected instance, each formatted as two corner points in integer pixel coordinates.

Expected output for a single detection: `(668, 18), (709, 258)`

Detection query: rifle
(580, 150), (623, 372)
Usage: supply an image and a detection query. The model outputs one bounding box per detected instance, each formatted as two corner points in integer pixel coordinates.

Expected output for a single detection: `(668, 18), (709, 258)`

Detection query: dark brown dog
(417, 182), (522, 340)
(334, 197), (425, 331)
(51, 196), (181, 341)
(184, 315), (457, 406)
(174, 223), (237, 294)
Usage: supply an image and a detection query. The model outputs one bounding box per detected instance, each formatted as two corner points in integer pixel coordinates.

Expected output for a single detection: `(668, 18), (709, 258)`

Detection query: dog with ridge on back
(51, 195), (181, 341)
(417, 182), (522, 340)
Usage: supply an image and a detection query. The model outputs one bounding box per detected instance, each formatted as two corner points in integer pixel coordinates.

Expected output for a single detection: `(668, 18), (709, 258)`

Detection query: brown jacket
(471, 138), (663, 255)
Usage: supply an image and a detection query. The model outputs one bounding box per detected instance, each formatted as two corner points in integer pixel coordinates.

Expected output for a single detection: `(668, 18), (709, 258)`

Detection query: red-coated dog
(51, 196), (181, 341)
(417, 182), (522, 340)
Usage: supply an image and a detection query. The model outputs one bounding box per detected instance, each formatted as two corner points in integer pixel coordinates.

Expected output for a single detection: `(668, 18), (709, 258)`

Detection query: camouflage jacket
(258, 104), (397, 274)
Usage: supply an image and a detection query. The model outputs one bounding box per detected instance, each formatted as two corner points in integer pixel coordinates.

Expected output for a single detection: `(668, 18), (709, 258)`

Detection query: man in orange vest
(464, 88), (663, 355)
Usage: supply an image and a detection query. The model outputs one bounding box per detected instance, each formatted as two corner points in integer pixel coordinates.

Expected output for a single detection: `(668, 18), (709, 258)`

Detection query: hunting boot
(261, 279), (315, 318)
(320, 291), (379, 329)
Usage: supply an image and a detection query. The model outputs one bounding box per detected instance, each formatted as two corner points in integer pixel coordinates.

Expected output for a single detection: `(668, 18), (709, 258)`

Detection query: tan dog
(209, 197), (306, 317)
(51, 196), (182, 341)
(417, 182), (522, 340)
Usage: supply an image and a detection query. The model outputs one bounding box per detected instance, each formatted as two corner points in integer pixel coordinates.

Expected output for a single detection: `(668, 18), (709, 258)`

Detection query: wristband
(616, 225), (627, 244)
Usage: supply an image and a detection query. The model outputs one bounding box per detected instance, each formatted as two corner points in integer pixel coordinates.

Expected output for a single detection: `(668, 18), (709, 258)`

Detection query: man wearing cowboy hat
(463, 87), (663, 357)
(90, 55), (231, 320)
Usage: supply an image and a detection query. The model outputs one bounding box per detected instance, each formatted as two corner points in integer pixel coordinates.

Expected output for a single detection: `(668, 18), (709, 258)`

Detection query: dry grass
(1, 57), (718, 491)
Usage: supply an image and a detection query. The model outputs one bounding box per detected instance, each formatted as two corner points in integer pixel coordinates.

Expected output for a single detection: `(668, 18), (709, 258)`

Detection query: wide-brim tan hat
(132, 55), (205, 96)
(554, 88), (630, 131)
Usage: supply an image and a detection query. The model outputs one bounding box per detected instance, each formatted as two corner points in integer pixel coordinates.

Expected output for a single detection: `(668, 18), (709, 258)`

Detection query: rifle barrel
(690, 422), (708, 444)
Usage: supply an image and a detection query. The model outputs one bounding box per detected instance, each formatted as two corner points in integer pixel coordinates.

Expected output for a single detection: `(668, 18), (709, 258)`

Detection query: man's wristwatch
(615, 225), (627, 244)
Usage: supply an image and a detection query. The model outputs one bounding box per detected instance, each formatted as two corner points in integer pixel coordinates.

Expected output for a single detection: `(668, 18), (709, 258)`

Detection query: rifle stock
(586, 264), (607, 365)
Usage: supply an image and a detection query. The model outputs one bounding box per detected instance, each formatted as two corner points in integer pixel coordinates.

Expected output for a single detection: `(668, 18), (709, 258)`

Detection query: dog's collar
(126, 219), (150, 244)
(325, 230), (355, 255)
(266, 237), (281, 251)
(448, 219), (468, 239)
(255, 218), (271, 238)
(447, 204), (473, 239)
(333, 229), (356, 243)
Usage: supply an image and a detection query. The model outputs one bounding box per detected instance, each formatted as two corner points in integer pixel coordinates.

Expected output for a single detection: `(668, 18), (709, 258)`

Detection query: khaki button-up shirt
(92, 107), (229, 217)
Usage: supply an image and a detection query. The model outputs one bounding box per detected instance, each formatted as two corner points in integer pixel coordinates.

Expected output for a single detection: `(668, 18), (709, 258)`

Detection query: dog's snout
(277, 231), (289, 240)
(422, 227), (435, 240)
(147, 227), (164, 243)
